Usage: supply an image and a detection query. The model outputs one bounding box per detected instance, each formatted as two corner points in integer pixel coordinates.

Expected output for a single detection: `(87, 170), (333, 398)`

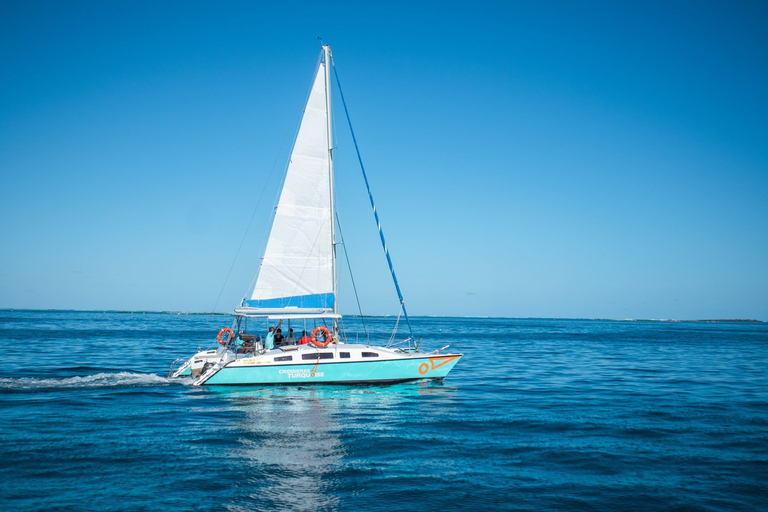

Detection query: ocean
(1, 310), (766, 511)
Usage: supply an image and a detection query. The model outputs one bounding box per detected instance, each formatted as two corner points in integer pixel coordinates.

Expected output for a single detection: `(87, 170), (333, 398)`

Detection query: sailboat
(170, 46), (461, 386)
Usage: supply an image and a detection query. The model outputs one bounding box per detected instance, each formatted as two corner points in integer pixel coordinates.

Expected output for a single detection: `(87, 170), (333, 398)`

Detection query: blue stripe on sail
(244, 293), (335, 309)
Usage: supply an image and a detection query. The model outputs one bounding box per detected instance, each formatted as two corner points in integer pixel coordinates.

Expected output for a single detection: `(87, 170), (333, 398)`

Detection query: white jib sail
(244, 57), (334, 314)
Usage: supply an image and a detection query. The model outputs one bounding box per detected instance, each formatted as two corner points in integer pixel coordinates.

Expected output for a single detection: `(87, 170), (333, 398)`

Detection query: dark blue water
(1, 311), (766, 511)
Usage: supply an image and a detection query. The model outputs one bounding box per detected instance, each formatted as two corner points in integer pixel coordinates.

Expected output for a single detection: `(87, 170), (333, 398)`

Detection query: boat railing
(231, 342), (264, 360)
(168, 358), (187, 378)
(435, 342), (462, 354)
(387, 337), (413, 349)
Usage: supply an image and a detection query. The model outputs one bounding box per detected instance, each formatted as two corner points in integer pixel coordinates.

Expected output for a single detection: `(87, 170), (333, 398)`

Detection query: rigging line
(245, 154), (291, 302)
(335, 211), (368, 341)
(212, 125), (294, 313)
(338, 316), (348, 343)
(388, 310), (402, 346)
(331, 58), (415, 341)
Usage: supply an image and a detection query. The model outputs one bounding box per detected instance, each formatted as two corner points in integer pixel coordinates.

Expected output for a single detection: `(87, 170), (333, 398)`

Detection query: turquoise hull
(202, 354), (461, 385)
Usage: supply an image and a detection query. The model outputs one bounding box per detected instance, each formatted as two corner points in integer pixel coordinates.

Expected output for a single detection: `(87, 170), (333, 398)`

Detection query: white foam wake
(0, 372), (172, 390)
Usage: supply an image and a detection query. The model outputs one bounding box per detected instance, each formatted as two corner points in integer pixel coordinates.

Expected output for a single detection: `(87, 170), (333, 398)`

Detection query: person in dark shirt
(265, 320), (283, 350)
(273, 328), (284, 347)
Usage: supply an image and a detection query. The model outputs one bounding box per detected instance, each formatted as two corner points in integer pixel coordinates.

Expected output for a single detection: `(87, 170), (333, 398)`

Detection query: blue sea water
(1, 311), (767, 511)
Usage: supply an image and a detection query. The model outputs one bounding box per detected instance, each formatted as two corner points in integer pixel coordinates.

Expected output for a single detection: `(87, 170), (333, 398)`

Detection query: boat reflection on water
(207, 381), (456, 511)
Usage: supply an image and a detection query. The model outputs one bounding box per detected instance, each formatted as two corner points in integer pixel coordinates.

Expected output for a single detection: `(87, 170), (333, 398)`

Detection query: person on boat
(285, 328), (297, 345)
(274, 328), (284, 347)
(265, 320), (283, 350)
(237, 339), (252, 354)
(298, 330), (311, 345)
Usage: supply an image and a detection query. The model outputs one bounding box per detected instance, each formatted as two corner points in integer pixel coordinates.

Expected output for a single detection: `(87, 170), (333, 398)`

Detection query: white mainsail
(239, 53), (335, 315)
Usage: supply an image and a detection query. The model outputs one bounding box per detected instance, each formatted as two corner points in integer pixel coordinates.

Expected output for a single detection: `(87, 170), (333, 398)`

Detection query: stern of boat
(169, 348), (223, 378)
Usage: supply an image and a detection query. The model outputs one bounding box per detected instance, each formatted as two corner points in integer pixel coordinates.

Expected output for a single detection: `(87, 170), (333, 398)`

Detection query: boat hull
(200, 353), (461, 386)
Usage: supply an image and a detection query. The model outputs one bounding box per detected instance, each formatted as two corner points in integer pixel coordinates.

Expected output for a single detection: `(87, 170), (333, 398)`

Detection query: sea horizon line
(1, 308), (764, 323)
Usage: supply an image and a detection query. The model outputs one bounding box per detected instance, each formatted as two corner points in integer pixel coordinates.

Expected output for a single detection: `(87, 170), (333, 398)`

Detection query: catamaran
(169, 45), (461, 386)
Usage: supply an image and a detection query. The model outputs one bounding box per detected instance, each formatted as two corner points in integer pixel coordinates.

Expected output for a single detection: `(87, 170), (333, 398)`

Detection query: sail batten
(246, 55), (335, 315)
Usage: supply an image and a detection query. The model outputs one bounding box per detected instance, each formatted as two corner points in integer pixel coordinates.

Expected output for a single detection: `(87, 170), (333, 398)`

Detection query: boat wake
(0, 372), (177, 391)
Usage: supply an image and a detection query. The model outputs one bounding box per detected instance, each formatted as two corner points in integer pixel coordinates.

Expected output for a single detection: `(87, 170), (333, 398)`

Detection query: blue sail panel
(243, 293), (335, 310)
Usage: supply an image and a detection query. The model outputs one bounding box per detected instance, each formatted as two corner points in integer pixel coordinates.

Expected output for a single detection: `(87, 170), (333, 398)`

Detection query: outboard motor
(190, 359), (206, 378)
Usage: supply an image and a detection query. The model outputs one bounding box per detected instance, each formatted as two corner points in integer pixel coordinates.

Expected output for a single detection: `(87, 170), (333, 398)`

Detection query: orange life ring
(217, 327), (234, 346)
(311, 326), (332, 348)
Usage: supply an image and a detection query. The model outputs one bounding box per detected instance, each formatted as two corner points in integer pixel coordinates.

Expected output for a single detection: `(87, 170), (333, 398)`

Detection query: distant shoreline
(0, 309), (764, 323)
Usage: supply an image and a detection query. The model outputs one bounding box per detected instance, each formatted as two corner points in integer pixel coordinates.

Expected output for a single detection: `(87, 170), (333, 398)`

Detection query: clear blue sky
(1, 1), (766, 320)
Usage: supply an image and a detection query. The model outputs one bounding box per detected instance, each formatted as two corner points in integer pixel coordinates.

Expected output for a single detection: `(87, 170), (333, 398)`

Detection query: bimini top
(233, 305), (341, 320)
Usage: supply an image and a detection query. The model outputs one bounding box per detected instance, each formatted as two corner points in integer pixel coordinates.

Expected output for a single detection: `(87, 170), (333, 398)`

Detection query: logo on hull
(418, 355), (460, 375)
(278, 369), (325, 379)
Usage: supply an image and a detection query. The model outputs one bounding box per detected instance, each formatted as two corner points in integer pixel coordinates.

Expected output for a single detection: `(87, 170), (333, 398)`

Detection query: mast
(324, 45), (339, 334)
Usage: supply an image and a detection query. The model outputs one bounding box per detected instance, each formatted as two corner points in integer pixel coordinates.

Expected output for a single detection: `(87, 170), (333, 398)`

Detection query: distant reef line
(0, 309), (764, 323)
(0, 308), (229, 316)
